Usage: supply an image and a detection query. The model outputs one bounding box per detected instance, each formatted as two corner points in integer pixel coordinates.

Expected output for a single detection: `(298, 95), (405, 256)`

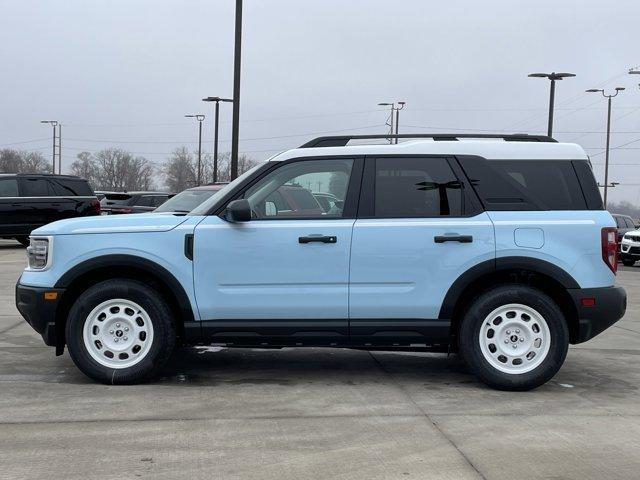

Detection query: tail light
(602, 227), (618, 274)
(90, 199), (101, 214)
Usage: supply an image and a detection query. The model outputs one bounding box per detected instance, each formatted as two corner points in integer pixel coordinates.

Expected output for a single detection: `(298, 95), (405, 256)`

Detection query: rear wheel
(66, 279), (175, 384)
(459, 285), (569, 391)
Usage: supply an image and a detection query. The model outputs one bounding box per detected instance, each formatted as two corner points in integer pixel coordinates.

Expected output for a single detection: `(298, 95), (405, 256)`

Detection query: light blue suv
(16, 134), (626, 390)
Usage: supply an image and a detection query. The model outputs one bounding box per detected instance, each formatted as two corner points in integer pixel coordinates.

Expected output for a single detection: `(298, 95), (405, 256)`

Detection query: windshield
(154, 189), (217, 213)
(190, 164), (264, 215)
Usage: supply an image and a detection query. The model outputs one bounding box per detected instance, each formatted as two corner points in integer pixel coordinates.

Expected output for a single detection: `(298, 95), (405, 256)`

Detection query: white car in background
(620, 230), (640, 266)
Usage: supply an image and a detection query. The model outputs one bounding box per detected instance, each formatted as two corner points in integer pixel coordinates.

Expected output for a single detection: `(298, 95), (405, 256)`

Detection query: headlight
(26, 237), (52, 270)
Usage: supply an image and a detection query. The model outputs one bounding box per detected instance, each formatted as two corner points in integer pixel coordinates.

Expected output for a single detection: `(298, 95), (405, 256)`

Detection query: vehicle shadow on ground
(155, 346), (477, 387)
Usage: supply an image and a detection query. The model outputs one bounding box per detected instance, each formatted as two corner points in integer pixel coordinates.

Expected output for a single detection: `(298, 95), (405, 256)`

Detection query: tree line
(0, 147), (259, 192)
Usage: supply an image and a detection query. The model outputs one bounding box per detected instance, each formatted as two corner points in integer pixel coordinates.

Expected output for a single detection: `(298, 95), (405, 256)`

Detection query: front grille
(629, 246), (640, 255)
(627, 235), (640, 242)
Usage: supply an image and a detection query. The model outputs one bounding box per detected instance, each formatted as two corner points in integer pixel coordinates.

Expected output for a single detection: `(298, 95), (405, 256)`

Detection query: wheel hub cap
(82, 299), (154, 369)
(479, 303), (551, 374)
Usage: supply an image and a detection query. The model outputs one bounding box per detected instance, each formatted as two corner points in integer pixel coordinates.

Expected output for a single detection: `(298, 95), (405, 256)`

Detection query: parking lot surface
(1, 239), (639, 479)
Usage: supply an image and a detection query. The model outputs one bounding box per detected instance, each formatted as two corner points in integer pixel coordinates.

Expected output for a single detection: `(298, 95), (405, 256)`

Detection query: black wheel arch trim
(54, 254), (195, 324)
(438, 256), (580, 320)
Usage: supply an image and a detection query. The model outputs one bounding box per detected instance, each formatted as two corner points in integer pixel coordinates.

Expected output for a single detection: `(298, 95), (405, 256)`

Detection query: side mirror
(226, 199), (252, 222)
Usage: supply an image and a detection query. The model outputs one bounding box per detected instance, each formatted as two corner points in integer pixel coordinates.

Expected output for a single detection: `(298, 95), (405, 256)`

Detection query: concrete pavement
(1, 239), (639, 479)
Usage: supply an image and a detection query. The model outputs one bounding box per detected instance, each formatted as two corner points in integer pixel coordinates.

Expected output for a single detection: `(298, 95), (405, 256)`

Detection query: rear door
(18, 176), (52, 230)
(349, 156), (495, 345)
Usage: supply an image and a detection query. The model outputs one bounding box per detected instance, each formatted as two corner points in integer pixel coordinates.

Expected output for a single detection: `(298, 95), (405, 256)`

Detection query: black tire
(622, 259), (635, 267)
(66, 279), (176, 384)
(458, 284), (569, 391)
(15, 236), (29, 247)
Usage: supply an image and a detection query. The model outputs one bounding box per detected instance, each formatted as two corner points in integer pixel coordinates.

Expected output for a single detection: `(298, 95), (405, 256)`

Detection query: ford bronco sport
(15, 134), (626, 390)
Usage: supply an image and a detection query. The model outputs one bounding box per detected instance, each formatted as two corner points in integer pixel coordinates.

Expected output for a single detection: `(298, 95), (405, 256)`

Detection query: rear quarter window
(49, 178), (94, 196)
(458, 157), (590, 211)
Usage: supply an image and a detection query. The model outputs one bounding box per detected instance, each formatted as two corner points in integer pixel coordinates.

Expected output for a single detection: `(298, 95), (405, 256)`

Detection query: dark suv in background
(100, 191), (172, 214)
(0, 173), (99, 245)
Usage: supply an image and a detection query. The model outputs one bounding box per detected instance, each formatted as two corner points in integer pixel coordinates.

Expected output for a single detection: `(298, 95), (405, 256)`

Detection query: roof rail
(299, 133), (557, 148)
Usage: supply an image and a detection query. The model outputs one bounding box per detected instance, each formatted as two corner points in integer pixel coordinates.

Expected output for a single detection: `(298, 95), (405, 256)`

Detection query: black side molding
(184, 234), (194, 260)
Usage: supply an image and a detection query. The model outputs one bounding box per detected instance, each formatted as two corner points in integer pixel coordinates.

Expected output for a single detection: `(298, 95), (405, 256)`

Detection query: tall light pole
(185, 114), (205, 185)
(230, 0), (243, 180)
(394, 101), (406, 144)
(586, 86), (625, 208)
(202, 96), (233, 182)
(40, 120), (59, 174)
(528, 72), (575, 137)
(378, 102), (395, 143)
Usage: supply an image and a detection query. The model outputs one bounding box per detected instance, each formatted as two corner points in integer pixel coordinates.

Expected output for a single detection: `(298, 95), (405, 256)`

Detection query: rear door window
(49, 178), (93, 196)
(373, 157), (462, 217)
(0, 178), (19, 197)
(458, 158), (587, 210)
(20, 178), (50, 197)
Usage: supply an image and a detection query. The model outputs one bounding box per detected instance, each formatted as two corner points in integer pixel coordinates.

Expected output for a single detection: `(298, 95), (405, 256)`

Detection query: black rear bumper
(568, 286), (626, 344)
(15, 281), (64, 346)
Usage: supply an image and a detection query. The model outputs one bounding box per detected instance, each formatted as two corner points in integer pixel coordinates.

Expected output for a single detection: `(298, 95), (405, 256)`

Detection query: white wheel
(478, 303), (551, 374)
(82, 298), (155, 369)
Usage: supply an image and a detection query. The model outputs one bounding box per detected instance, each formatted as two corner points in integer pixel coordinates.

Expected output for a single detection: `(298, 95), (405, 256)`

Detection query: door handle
(434, 235), (473, 243)
(299, 235), (337, 244)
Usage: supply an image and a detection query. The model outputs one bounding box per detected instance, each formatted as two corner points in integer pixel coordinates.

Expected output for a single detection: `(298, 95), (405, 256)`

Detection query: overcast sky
(1, 0), (639, 202)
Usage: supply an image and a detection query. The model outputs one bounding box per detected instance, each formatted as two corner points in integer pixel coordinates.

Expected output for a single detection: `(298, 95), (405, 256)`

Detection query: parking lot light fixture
(203, 97), (233, 182)
(528, 72), (576, 137)
(185, 115), (206, 185)
(586, 87), (625, 208)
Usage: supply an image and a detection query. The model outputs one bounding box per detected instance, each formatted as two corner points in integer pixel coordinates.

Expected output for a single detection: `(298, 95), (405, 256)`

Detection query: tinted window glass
(101, 193), (133, 206)
(374, 157), (462, 217)
(626, 218), (636, 229)
(243, 159), (353, 219)
(136, 196), (155, 207)
(0, 179), (19, 197)
(50, 178), (93, 196)
(459, 158), (587, 211)
(21, 178), (49, 197)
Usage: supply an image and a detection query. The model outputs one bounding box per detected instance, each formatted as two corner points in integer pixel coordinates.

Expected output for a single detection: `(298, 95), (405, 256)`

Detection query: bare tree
(162, 147), (197, 192)
(0, 149), (49, 173)
(213, 153), (260, 182)
(92, 148), (155, 191)
(69, 151), (99, 185)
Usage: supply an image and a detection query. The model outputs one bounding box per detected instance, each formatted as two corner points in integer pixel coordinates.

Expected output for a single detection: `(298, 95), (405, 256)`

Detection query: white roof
(270, 140), (588, 162)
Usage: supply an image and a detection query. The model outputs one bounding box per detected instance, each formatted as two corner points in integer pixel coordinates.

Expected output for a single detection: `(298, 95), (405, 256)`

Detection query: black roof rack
(299, 133), (556, 148)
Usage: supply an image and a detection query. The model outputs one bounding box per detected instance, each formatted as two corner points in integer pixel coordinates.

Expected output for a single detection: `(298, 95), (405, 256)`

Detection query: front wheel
(66, 279), (176, 384)
(622, 258), (635, 267)
(459, 285), (569, 391)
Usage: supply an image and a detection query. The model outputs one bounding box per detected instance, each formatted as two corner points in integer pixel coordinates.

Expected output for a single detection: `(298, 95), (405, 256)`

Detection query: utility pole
(202, 96), (233, 182)
(230, 0), (243, 180)
(378, 102), (395, 143)
(40, 120), (59, 174)
(58, 124), (62, 174)
(185, 114), (205, 185)
(394, 102), (406, 144)
(586, 86), (625, 208)
(528, 72), (575, 137)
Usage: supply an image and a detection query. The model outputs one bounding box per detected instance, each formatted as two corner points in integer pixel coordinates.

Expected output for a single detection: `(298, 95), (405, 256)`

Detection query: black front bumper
(568, 286), (626, 344)
(15, 282), (65, 346)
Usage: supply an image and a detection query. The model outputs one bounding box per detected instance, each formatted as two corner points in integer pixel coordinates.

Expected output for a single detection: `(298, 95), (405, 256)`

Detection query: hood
(32, 213), (190, 235)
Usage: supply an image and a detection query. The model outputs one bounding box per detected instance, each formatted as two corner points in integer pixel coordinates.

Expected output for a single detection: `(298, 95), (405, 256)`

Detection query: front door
(193, 157), (362, 345)
(349, 156), (495, 345)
